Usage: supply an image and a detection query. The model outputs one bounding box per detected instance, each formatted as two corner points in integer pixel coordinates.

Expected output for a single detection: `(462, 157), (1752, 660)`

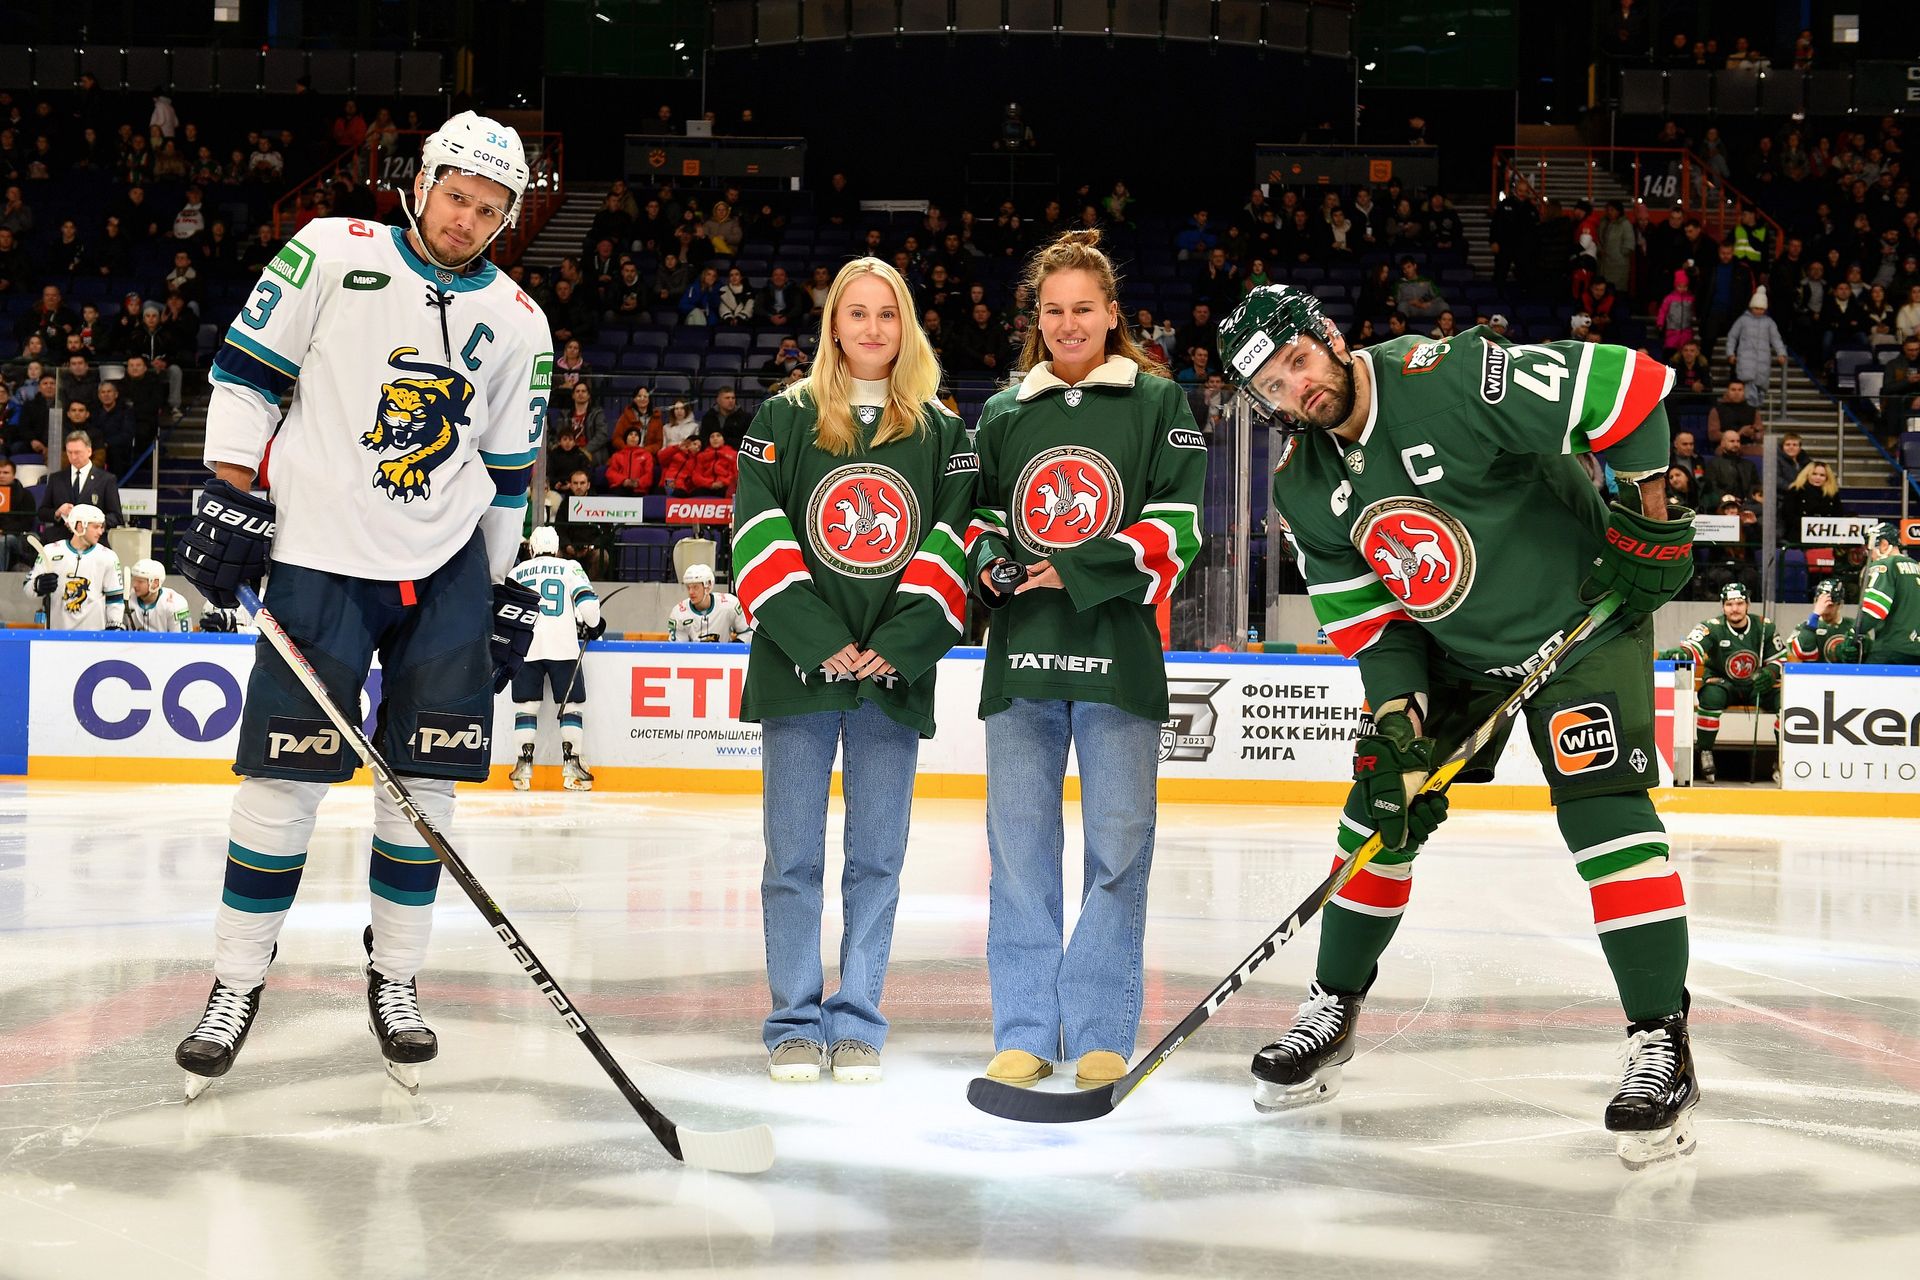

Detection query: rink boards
(2, 631), (1917, 814)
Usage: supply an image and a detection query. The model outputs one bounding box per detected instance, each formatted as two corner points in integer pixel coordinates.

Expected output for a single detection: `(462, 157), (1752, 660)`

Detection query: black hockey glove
(576, 615), (608, 646)
(1352, 700), (1437, 853)
(31, 571), (58, 596)
(200, 610), (233, 633)
(177, 479), (276, 609)
(1582, 501), (1695, 615)
(489, 579), (541, 692)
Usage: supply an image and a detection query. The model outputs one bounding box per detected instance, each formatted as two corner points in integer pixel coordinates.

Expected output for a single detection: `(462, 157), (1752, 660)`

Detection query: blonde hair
(1790, 459), (1839, 499)
(782, 257), (942, 456)
(1017, 229), (1169, 378)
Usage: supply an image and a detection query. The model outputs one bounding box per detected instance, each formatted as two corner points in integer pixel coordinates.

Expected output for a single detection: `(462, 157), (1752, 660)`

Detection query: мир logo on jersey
(1014, 446), (1123, 555)
(1351, 497), (1475, 620)
(360, 346), (474, 502)
(805, 464), (919, 578)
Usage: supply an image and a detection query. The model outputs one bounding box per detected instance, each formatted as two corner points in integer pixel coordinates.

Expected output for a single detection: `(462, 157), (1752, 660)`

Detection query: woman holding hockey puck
(732, 258), (976, 1084)
(966, 230), (1204, 1089)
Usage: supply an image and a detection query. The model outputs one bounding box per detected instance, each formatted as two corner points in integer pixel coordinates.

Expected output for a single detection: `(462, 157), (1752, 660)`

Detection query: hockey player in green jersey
(1859, 522), (1920, 664)
(1682, 582), (1786, 782)
(1788, 577), (1864, 664)
(732, 258), (975, 1084)
(1219, 284), (1701, 1169)
(965, 230), (1204, 1091)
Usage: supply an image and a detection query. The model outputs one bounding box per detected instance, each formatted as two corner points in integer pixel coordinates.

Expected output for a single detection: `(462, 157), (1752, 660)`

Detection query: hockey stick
(24, 533), (50, 627)
(235, 584), (776, 1174)
(966, 592), (1625, 1124)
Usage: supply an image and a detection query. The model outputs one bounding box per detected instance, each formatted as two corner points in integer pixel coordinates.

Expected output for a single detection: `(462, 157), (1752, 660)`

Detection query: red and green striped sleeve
(963, 401), (1016, 588)
(1860, 563), (1893, 621)
(867, 414), (977, 681)
(1053, 392), (1205, 609)
(731, 422), (857, 669)
(1475, 337), (1674, 477)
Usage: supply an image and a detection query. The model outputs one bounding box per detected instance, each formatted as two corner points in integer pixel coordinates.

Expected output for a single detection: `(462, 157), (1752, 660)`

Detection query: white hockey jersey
(24, 540), (124, 630)
(205, 218), (553, 583)
(126, 585), (193, 632)
(508, 554), (603, 661)
(667, 592), (750, 643)
(201, 602), (258, 634)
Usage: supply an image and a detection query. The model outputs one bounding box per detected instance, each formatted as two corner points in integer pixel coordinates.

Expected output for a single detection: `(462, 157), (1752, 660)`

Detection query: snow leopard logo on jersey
(1351, 497), (1476, 620)
(805, 463), (920, 578)
(359, 347), (475, 503)
(1014, 446), (1123, 555)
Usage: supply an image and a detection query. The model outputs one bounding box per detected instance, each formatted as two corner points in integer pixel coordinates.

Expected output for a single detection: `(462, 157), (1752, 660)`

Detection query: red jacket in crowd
(605, 444), (656, 493)
(687, 443), (738, 497)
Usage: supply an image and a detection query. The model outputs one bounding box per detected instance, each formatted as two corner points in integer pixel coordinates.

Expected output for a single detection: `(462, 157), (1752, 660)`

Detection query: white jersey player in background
(198, 599), (257, 633)
(507, 525), (605, 791)
(124, 558), (192, 632)
(24, 503), (124, 630)
(170, 111), (551, 1098)
(667, 563), (751, 642)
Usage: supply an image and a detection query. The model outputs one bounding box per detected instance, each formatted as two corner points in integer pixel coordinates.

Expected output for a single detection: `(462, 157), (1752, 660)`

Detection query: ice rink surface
(2, 780), (1917, 1279)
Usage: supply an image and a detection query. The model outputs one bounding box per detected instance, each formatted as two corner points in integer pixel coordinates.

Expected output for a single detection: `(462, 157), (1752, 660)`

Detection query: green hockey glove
(1582, 501), (1696, 614)
(1828, 633), (1863, 663)
(1353, 701), (1435, 852)
(1751, 665), (1779, 696)
(1404, 791), (1450, 851)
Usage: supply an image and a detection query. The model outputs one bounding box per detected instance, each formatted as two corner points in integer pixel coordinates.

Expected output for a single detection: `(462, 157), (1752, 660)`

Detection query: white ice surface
(1, 782), (1917, 1278)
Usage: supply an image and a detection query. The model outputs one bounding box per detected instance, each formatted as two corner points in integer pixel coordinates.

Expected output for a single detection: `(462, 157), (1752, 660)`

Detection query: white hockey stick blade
(675, 1123), (777, 1175)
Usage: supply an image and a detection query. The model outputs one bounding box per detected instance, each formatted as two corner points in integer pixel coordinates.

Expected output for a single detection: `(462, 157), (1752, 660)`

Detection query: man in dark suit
(37, 431), (123, 540)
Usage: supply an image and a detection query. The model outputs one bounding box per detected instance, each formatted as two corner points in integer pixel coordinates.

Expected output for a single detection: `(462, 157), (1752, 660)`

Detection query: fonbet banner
(25, 638), (1683, 791)
(1779, 666), (1920, 790)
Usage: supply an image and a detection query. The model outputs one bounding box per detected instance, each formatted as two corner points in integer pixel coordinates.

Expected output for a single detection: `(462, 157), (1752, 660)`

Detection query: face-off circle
(1013, 446), (1124, 556)
(805, 464), (920, 578)
(1350, 497), (1477, 621)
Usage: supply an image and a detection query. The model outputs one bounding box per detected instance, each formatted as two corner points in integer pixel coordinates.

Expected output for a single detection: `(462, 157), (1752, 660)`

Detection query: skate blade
(384, 1060), (422, 1094)
(183, 1071), (217, 1102)
(562, 777), (592, 791)
(1252, 1066), (1341, 1114)
(1614, 1114), (1698, 1171)
(510, 776), (531, 791)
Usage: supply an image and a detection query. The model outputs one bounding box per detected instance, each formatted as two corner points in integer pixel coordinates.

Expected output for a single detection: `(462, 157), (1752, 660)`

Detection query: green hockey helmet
(1814, 577), (1844, 603)
(1864, 520), (1894, 548)
(1217, 284), (1343, 433)
(1719, 582), (1749, 604)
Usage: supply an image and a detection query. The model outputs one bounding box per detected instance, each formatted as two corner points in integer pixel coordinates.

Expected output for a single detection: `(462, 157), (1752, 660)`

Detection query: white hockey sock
(560, 703), (585, 756)
(214, 777), (328, 989)
(513, 703), (539, 752)
(368, 777), (453, 983)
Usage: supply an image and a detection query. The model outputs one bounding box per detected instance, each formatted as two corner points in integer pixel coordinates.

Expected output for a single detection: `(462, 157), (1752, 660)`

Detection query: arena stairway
(519, 182), (610, 269)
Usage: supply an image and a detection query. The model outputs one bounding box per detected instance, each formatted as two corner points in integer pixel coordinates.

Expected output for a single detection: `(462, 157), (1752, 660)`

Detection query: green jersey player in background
(1219, 285), (1701, 1170)
(1682, 582), (1786, 783)
(1788, 577), (1863, 665)
(1859, 522), (1920, 664)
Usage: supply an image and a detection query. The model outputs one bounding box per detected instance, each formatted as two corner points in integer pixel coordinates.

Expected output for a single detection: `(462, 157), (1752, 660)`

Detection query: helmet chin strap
(403, 174), (511, 273)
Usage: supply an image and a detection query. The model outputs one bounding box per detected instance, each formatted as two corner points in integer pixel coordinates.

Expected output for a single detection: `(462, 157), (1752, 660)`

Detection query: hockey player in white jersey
(198, 600), (257, 633)
(124, 558), (193, 632)
(507, 525), (606, 791)
(667, 563), (750, 642)
(24, 504), (124, 630)
(171, 111), (551, 1098)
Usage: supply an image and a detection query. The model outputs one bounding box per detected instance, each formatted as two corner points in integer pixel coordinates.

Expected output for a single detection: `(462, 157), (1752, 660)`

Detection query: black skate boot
(364, 925), (438, 1093)
(1606, 995), (1700, 1170)
(1250, 970), (1372, 1113)
(560, 744), (594, 792)
(509, 744), (534, 791)
(176, 945), (275, 1101)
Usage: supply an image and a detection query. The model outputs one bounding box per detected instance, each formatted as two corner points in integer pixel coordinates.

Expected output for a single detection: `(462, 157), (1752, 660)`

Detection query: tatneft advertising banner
(1778, 666), (1920, 791)
(22, 636), (1687, 792)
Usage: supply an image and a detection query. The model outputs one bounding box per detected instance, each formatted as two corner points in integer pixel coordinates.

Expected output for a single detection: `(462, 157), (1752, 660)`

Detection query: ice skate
(176, 946), (274, 1102)
(509, 745), (534, 791)
(364, 925), (438, 1093)
(1250, 973), (1370, 1113)
(1697, 749), (1716, 784)
(1606, 1001), (1700, 1171)
(560, 745), (594, 792)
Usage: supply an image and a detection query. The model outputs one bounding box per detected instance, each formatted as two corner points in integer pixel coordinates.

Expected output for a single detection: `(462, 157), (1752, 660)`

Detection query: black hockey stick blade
(964, 594), (1623, 1125)
(237, 585), (776, 1175)
(967, 1076), (1120, 1123)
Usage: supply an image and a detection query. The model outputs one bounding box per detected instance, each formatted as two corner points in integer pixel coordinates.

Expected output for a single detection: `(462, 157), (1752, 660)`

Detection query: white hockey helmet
(528, 525), (560, 557)
(131, 558), (166, 584)
(407, 110), (529, 271)
(682, 563), (716, 588)
(68, 503), (105, 531)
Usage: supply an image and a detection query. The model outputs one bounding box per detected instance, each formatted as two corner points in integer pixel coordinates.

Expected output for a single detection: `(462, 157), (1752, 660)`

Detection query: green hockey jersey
(731, 389), (976, 736)
(1860, 551), (1920, 662)
(1789, 612), (1863, 663)
(1682, 613), (1786, 682)
(964, 357), (1205, 723)
(1275, 329), (1675, 703)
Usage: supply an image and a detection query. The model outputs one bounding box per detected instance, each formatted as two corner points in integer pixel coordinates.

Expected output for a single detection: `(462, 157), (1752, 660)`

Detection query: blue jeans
(760, 700), (920, 1051)
(985, 699), (1160, 1060)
